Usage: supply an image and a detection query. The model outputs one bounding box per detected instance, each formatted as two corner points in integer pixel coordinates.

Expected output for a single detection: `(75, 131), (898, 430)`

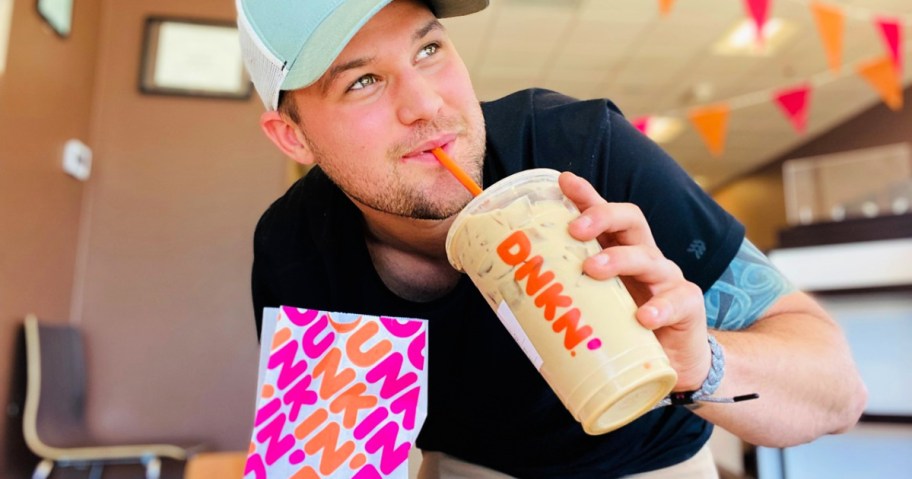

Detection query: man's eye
(348, 74), (378, 91)
(416, 43), (439, 61)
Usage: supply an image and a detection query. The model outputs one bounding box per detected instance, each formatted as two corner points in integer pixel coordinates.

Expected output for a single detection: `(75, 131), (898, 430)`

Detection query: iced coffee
(446, 169), (677, 434)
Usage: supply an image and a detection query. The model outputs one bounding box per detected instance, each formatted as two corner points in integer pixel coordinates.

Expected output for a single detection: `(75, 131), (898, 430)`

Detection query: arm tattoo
(704, 238), (796, 331)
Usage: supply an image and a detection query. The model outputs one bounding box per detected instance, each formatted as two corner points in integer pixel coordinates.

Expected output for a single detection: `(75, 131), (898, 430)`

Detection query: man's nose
(396, 70), (443, 125)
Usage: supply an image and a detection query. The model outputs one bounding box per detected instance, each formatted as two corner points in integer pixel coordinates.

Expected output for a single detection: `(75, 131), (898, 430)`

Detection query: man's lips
(402, 135), (457, 162)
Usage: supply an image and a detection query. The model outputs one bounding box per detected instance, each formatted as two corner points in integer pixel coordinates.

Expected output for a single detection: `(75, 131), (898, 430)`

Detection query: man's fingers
(582, 245), (683, 287)
(570, 203), (657, 247)
(637, 283), (710, 390)
(558, 171), (604, 211)
(559, 171), (710, 390)
(560, 172), (657, 248)
(635, 281), (704, 330)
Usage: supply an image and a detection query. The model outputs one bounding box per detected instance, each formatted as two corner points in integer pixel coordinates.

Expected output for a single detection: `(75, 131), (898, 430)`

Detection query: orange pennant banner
(689, 104), (730, 157)
(811, 2), (844, 72)
(857, 56), (903, 111)
(658, 0), (676, 16)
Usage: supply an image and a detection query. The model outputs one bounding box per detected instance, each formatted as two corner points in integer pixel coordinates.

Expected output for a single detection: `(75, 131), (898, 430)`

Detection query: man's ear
(260, 111), (315, 165)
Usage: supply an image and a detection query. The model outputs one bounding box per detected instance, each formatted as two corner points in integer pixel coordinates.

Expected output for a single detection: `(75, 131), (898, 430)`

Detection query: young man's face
(286, 0), (486, 220)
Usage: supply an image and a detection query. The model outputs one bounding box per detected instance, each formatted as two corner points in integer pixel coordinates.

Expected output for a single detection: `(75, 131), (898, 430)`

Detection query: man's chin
(406, 207), (464, 221)
(405, 197), (473, 221)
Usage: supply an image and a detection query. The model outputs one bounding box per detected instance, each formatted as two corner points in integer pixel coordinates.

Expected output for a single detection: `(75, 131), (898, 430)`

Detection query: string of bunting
(640, 0), (910, 157)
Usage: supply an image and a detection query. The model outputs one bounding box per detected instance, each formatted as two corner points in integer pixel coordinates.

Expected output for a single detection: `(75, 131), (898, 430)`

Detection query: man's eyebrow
(414, 19), (443, 41)
(319, 56), (374, 96)
(318, 19), (444, 96)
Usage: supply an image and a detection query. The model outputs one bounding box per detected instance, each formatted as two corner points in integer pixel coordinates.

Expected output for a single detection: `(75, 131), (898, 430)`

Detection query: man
(238, 0), (867, 477)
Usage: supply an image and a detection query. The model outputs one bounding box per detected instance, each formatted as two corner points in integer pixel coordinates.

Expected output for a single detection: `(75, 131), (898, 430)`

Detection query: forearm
(693, 292), (868, 447)
(559, 185), (868, 447)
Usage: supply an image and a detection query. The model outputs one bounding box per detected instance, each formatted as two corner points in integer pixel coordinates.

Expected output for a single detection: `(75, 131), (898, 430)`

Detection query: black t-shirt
(251, 89), (745, 478)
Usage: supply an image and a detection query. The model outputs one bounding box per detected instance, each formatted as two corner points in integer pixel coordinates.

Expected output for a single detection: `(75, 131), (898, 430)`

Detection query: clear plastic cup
(445, 168), (677, 434)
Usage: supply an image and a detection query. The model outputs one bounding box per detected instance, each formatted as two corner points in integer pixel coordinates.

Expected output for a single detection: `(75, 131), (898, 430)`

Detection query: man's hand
(558, 171), (710, 391)
(556, 171), (866, 446)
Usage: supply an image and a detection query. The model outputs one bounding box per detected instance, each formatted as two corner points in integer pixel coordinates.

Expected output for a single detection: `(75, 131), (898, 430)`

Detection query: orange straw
(431, 147), (483, 197)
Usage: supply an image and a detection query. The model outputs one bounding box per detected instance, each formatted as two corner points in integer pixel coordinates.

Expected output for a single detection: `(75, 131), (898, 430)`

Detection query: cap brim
(280, 0), (489, 93)
(426, 0), (489, 18)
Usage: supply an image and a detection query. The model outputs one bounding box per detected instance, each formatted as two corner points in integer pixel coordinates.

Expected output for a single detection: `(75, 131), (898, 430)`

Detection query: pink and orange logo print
(245, 307), (428, 479)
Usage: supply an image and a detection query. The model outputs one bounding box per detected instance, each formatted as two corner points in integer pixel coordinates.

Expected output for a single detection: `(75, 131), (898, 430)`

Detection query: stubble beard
(305, 113), (486, 221)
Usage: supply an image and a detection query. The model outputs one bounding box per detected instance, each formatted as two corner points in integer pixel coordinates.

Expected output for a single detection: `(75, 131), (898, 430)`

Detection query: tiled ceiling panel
(442, 0), (912, 191)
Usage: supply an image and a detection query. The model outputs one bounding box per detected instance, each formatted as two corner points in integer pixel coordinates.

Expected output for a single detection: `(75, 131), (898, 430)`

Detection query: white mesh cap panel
(237, 1), (288, 110)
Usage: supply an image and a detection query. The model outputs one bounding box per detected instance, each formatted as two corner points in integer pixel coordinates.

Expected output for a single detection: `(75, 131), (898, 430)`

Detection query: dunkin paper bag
(245, 306), (428, 479)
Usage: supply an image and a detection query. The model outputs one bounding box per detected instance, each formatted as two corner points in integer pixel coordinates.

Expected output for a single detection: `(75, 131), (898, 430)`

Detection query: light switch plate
(62, 139), (92, 181)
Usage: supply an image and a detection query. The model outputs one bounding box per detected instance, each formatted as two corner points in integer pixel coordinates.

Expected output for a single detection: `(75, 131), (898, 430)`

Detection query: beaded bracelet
(654, 334), (759, 408)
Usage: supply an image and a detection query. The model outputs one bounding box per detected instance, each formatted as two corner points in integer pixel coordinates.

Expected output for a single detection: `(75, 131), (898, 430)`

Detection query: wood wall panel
(0, 0), (101, 473)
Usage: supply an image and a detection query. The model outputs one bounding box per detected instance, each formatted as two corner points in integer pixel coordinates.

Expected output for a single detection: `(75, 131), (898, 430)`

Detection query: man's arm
(558, 171), (867, 448)
(698, 290), (867, 447)
(694, 241), (866, 446)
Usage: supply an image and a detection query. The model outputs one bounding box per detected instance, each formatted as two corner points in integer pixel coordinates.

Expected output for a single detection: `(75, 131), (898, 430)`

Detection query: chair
(22, 314), (195, 479)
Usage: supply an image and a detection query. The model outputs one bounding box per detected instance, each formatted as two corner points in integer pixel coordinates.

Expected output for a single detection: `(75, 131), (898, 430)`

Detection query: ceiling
(440, 0), (912, 191)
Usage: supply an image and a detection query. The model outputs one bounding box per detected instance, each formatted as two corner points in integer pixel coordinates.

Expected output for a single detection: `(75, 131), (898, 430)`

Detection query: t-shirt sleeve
(599, 106), (745, 292)
(249, 170), (346, 343)
(483, 89), (744, 291)
(251, 206), (279, 342)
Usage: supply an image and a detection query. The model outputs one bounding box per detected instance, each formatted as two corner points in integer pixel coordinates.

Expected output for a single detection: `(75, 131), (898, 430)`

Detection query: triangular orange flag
(857, 57), (903, 111)
(810, 2), (844, 72)
(773, 84), (812, 134)
(689, 104), (730, 157)
(658, 0), (676, 16)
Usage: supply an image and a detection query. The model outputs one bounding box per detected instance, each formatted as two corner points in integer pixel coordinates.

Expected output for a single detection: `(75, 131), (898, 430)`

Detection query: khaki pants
(418, 444), (719, 479)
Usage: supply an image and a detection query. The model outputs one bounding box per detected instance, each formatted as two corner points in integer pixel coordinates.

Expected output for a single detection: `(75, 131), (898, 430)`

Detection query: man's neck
(355, 203), (463, 302)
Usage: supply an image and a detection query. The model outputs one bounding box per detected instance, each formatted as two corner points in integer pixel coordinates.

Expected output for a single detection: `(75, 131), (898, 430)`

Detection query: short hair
(277, 90), (300, 125)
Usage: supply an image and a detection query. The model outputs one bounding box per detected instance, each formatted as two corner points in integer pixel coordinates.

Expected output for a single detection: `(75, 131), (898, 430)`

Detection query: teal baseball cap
(236, 0), (489, 110)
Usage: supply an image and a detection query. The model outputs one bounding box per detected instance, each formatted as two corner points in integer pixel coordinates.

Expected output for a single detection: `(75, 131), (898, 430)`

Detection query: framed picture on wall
(139, 17), (252, 100)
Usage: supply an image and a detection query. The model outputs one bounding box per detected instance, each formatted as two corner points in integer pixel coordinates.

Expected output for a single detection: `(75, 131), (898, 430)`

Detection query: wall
(713, 167), (785, 251)
(1, 0), (287, 476)
(714, 85), (912, 251)
(0, 0), (102, 474)
(78, 0), (283, 451)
